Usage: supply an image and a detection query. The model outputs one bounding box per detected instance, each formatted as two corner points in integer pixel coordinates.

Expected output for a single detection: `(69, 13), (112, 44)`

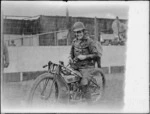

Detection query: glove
(77, 55), (87, 60)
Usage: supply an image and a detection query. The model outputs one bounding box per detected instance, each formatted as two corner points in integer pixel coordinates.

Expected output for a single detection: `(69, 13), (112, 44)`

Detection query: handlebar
(69, 57), (79, 64)
(43, 61), (53, 68)
(43, 65), (48, 68)
(43, 60), (82, 77)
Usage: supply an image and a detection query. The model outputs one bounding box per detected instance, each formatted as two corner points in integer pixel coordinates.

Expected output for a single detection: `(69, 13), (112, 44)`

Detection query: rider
(70, 22), (100, 103)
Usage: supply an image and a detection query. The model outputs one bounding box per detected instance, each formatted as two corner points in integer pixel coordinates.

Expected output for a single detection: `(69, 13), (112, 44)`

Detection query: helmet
(72, 22), (85, 32)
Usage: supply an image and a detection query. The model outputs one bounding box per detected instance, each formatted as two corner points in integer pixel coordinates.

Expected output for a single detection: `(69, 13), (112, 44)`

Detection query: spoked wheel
(28, 73), (59, 107)
(88, 71), (105, 103)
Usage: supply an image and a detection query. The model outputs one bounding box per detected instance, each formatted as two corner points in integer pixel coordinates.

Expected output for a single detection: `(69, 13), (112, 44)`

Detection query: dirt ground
(1, 73), (125, 112)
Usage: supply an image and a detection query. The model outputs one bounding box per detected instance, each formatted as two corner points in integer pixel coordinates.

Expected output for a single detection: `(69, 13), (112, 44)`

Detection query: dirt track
(2, 73), (124, 112)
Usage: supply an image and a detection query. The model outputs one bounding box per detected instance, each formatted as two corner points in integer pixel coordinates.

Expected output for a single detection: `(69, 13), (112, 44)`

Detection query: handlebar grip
(43, 65), (48, 68)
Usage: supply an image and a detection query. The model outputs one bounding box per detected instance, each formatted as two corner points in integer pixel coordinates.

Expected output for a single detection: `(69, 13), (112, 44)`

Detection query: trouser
(95, 57), (101, 68)
(80, 68), (102, 85)
(57, 67), (103, 103)
(79, 68), (103, 102)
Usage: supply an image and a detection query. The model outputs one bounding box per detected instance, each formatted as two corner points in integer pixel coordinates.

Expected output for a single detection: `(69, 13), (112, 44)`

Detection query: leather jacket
(70, 36), (99, 69)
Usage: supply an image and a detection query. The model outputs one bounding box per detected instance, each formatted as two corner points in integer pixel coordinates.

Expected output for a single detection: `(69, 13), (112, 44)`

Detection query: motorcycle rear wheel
(88, 71), (105, 103)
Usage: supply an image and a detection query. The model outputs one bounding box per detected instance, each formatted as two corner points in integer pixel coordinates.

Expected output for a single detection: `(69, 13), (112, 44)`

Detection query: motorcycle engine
(63, 74), (81, 83)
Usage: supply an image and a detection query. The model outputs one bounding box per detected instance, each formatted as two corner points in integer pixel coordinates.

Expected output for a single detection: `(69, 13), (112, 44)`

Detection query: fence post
(31, 34), (33, 46)
(94, 17), (99, 41)
(55, 32), (57, 46)
(1, 11), (4, 86)
(21, 34), (24, 46)
(94, 17), (102, 68)
(67, 30), (70, 46)
(20, 72), (23, 81)
(66, 7), (71, 46)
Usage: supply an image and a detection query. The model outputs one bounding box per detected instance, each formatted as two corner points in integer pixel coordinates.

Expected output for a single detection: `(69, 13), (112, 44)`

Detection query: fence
(4, 29), (70, 47)
(4, 32), (126, 47)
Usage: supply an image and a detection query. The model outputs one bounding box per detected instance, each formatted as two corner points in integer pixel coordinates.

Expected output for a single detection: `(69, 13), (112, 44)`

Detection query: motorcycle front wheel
(28, 73), (59, 107)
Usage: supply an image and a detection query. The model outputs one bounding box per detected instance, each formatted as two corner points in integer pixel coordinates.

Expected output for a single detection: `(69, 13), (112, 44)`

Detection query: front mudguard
(55, 74), (70, 104)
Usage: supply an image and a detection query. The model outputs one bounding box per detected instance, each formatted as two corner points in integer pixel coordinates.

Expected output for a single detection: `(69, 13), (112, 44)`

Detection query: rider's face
(74, 30), (84, 40)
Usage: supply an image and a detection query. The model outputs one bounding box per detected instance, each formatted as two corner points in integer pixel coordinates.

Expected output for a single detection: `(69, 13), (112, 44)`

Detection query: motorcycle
(28, 60), (105, 106)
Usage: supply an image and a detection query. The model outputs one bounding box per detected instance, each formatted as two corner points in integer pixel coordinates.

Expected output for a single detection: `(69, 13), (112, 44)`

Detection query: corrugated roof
(5, 15), (40, 20)
(4, 15), (127, 21)
(24, 16), (40, 20)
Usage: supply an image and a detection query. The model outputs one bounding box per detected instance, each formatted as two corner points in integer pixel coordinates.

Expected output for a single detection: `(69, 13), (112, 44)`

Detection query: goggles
(74, 30), (83, 34)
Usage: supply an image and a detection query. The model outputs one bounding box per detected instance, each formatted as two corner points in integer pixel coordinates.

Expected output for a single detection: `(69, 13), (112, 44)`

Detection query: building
(3, 15), (127, 46)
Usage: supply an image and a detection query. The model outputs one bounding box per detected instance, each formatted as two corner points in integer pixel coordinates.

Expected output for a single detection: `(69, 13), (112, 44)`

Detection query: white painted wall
(4, 46), (126, 73)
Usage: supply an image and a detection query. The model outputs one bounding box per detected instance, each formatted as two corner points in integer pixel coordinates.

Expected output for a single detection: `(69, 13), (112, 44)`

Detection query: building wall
(3, 18), (40, 35)
(3, 15), (127, 46)
(3, 19), (23, 35)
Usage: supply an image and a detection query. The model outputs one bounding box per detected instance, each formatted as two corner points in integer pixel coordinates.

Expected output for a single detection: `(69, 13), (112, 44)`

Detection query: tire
(89, 70), (106, 103)
(28, 73), (59, 107)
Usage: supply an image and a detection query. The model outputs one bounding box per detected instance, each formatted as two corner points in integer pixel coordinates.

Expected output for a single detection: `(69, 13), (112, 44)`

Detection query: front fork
(40, 78), (55, 100)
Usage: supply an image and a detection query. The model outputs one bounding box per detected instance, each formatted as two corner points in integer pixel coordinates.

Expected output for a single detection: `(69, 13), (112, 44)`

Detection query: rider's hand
(77, 55), (87, 60)
(69, 58), (73, 64)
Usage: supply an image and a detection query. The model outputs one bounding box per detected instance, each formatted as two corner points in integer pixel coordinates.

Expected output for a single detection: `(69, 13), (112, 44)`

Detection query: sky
(2, 1), (129, 19)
